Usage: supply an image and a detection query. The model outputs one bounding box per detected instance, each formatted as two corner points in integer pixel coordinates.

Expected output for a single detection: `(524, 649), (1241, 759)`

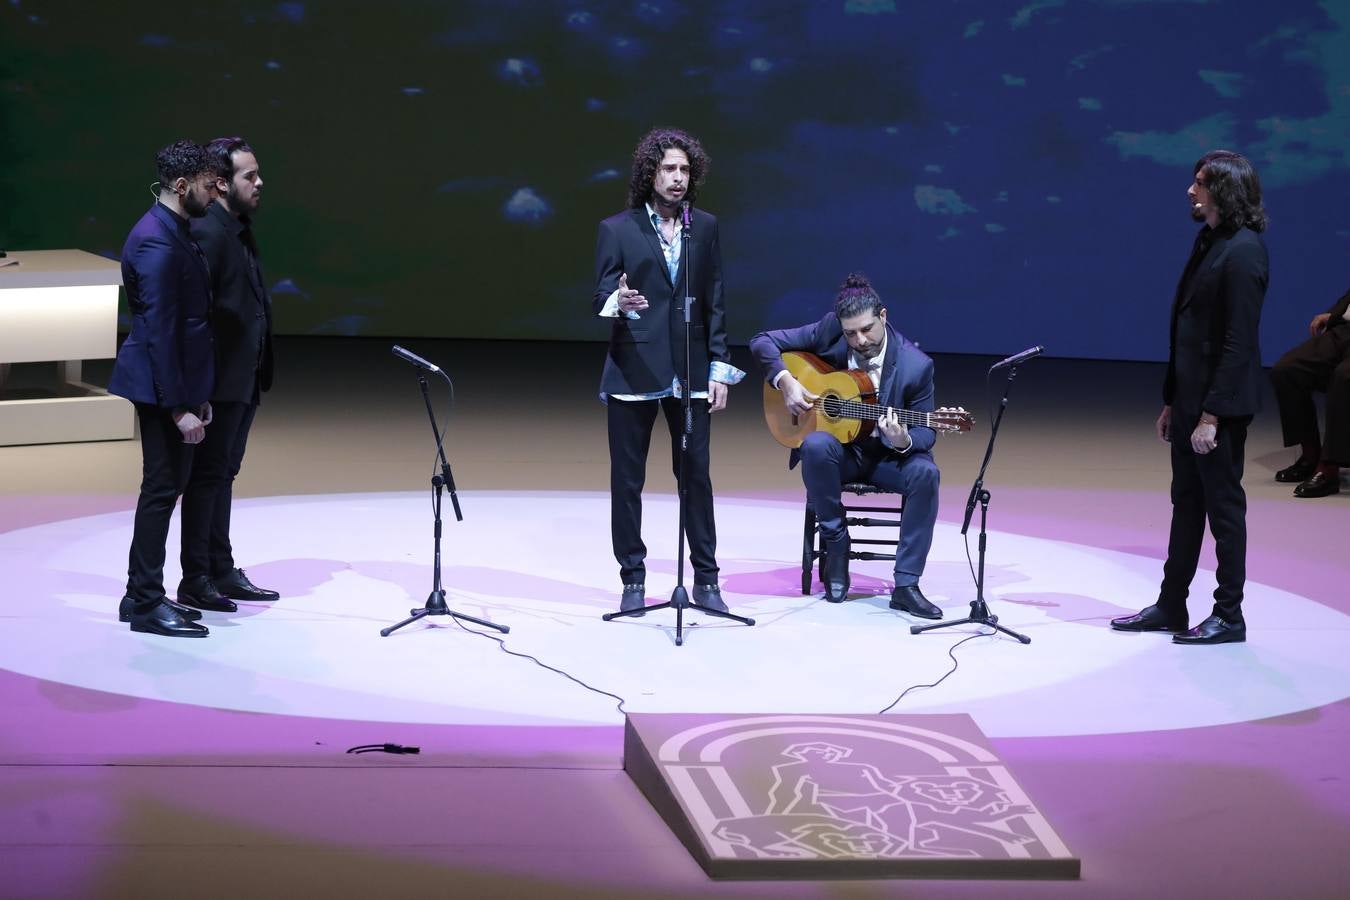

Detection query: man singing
(1112, 150), (1269, 645)
(593, 127), (744, 616)
(750, 273), (942, 618)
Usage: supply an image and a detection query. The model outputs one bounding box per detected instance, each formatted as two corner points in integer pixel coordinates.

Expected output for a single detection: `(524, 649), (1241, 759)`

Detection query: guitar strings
(813, 397), (932, 427)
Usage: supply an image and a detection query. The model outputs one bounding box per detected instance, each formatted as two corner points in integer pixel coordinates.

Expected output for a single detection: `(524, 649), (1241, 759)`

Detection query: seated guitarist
(749, 273), (942, 618)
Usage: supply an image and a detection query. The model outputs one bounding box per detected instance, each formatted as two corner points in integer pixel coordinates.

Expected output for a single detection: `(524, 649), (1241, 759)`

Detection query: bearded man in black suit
(1113, 150), (1269, 645)
(179, 137), (279, 613)
(592, 127), (744, 616)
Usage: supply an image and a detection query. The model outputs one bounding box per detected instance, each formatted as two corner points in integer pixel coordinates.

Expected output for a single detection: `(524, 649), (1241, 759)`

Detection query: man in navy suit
(593, 127), (744, 616)
(108, 140), (217, 638)
(179, 136), (279, 612)
(1112, 150), (1269, 645)
(750, 274), (942, 617)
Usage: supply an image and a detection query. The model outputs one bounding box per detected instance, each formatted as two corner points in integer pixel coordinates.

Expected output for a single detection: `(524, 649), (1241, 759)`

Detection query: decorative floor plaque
(624, 713), (1080, 880)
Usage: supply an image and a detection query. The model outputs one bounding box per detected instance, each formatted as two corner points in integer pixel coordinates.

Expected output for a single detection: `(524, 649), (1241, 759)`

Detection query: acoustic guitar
(763, 351), (974, 448)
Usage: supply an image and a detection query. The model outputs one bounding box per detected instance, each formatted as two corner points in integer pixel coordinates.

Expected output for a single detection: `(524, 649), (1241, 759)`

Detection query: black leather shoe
(1293, 470), (1341, 498)
(1110, 604), (1187, 633)
(214, 567), (280, 601)
(129, 599), (209, 638)
(693, 584), (729, 613)
(176, 576), (238, 613)
(620, 583), (646, 617)
(119, 595), (201, 623)
(822, 534), (850, 603)
(1173, 614), (1246, 645)
(1275, 457), (1318, 483)
(889, 584), (941, 619)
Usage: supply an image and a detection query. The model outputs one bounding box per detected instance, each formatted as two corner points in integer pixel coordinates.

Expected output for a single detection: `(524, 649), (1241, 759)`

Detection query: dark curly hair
(1196, 150), (1268, 233)
(834, 272), (884, 320)
(626, 127), (709, 209)
(155, 139), (209, 186)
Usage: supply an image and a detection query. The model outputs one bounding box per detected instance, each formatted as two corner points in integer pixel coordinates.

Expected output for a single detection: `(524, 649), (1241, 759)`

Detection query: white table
(0, 249), (134, 445)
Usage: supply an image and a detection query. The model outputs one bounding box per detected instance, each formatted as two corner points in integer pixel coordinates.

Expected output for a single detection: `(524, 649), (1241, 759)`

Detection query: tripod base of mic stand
(910, 599), (1031, 644)
(380, 590), (510, 637)
(603, 585), (755, 647)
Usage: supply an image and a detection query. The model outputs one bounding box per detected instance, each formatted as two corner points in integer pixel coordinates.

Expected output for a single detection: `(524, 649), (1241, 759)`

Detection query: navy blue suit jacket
(750, 313), (937, 465)
(593, 206), (729, 395)
(108, 203), (214, 409)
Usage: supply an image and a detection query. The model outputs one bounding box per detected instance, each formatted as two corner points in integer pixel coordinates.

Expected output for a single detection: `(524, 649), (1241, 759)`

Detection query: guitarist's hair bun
(840, 272), (873, 292)
(834, 272), (883, 319)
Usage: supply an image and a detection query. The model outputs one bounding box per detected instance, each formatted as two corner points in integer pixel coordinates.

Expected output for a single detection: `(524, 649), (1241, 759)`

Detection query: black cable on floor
(877, 627), (993, 714)
(451, 615), (629, 716)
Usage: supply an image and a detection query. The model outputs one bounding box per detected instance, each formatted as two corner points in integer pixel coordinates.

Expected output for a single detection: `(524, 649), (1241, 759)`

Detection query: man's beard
(183, 190), (211, 218)
(229, 184), (259, 215)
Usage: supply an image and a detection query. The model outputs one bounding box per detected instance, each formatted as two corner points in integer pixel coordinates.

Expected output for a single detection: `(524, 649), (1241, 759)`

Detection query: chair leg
(801, 505), (817, 595)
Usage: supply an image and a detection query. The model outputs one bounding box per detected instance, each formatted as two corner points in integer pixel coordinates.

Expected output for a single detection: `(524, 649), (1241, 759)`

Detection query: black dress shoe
(119, 595), (202, 623)
(129, 599), (209, 638)
(822, 534), (850, 603)
(176, 576), (238, 613)
(889, 584), (941, 619)
(1110, 604), (1187, 633)
(214, 567), (280, 601)
(1293, 470), (1341, 498)
(692, 584), (729, 613)
(1173, 614), (1246, 645)
(620, 583), (646, 617)
(1275, 457), (1318, 483)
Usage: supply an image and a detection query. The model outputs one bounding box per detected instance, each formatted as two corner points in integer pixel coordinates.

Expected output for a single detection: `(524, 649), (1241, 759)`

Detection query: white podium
(0, 249), (134, 445)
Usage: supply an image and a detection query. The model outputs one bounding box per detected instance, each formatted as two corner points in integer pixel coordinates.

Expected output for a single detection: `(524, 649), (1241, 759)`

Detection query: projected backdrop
(2, 1), (1348, 362)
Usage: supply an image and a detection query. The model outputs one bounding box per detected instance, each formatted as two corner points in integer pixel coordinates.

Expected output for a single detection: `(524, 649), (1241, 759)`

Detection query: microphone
(681, 200), (692, 230)
(989, 345), (1044, 371)
(391, 344), (441, 373)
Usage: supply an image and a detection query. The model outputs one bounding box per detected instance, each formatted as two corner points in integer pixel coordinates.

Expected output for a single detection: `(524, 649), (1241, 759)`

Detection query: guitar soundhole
(820, 396), (842, 418)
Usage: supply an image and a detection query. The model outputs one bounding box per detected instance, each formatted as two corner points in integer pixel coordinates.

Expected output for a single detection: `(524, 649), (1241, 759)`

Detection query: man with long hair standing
(1112, 150), (1269, 645)
(592, 127), (743, 617)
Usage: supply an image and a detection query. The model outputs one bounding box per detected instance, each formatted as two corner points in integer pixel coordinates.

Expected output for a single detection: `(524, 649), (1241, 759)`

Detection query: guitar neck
(817, 398), (933, 427)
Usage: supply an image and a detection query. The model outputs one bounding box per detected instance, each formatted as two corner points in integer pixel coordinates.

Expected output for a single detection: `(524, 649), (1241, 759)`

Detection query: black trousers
(126, 404), (196, 611)
(1270, 322), (1350, 466)
(1158, 409), (1252, 624)
(607, 395), (718, 586)
(798, 432), (939, 586)
(180, 401), (258, 581)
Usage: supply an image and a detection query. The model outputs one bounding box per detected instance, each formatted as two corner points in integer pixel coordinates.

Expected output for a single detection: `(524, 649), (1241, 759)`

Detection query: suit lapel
(881, 326), (904, 406)
(630, 208), (672, 287)
(1178, 231), (1230, 313)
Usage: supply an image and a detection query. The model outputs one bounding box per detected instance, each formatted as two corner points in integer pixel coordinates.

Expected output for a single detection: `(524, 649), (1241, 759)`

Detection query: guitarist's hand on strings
(778, 374), (817, 416)
(878, 408), (913, 452)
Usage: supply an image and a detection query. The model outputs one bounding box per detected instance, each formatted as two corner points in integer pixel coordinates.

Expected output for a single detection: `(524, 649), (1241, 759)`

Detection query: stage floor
(2, 338), (1348, 898)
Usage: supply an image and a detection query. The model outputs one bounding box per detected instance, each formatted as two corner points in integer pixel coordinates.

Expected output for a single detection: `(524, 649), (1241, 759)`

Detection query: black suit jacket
(592, 207), (729, 395)
(749, 313), (937, 467)
(1325, 287), (1350, 322)
(191, 201), (274, 403)
(108, 203), (214, 409)
(1164, 225), (1268, 417)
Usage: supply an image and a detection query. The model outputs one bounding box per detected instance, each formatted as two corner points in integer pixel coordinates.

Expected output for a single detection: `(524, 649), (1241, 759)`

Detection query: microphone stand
(381, 368), (509, 637)
(910, 363), (1030, 644)
(603, 204), (754, 645)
